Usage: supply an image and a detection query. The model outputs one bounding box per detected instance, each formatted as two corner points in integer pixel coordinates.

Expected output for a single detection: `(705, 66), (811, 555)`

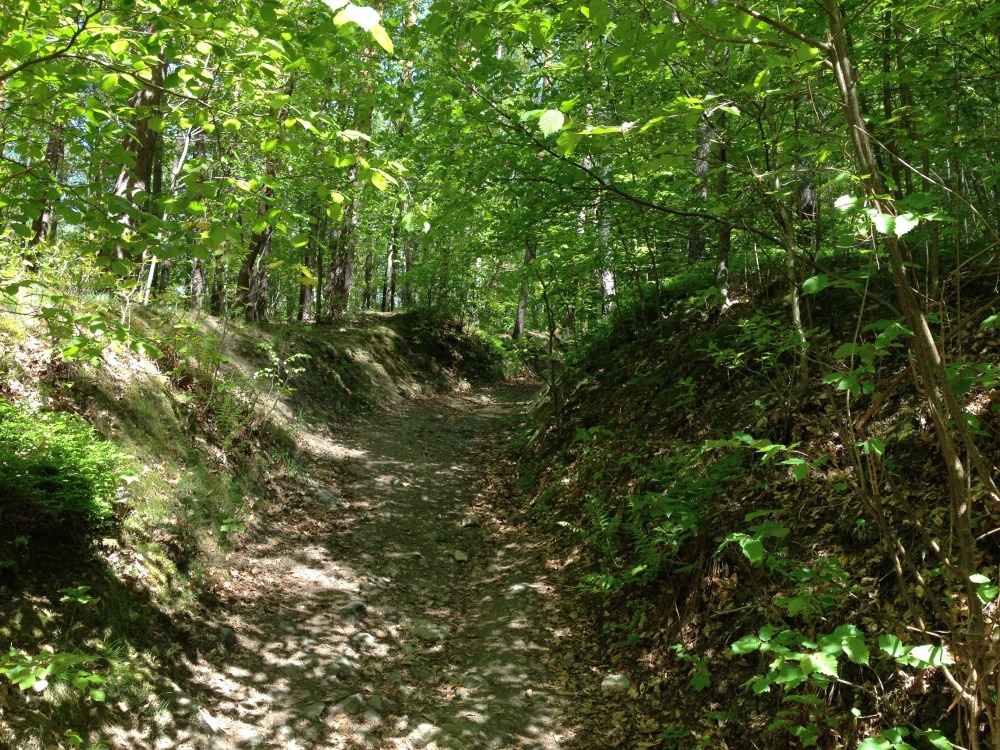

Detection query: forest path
(164, 383), (589, 750)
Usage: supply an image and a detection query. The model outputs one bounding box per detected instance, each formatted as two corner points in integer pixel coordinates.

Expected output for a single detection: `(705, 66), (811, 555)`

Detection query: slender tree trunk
(363, 248), (375, 310)
(235, 173), (277, 322)
(382, 221), (397, 312)
(824, 4), (998, 743)
(323, 165), (362, 319)
(191, 258), (206, 311)
(513, 240), (535, 339)
(209, 261), (226, 316)
(110, 37), (166, 265)
(28, 127), (64, 260)
(716, 112), (731, 306)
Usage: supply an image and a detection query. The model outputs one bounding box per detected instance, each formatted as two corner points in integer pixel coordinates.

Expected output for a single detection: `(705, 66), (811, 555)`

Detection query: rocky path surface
(146, 384), (592, 750)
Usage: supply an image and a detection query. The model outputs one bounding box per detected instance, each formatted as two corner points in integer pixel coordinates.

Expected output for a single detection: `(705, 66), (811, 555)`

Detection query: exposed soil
(105, 383), (602, 750)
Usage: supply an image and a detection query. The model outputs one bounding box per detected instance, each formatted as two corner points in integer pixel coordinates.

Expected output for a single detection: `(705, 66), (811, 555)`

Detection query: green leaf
(834, 194), (857, 211)
(738, 537), (764, 564)
(894, 212), (919, 237)
(335, 4), (382, 30)
(919, 730), (953, 750)
(800, 651), (838, 677)
(857, 738), (892, 750)
(589, 0), (611, 30)
(731, 633), (763, 654)
(802, 275), (828, 294)
(109, 39), (130, 55)
(223, 118), (241, 131)
(908, 644), (954, 666)
(369, 23), (394, 53)
(539, 109), (565, 137)
(871, 212), (895, 235)
(99, 73), (119, 93)
(690, 669), (711, 691)
(261, 138), (279, 153)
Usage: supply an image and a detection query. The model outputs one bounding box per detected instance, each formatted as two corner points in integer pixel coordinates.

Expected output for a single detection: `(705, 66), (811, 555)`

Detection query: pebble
(387, 551), (423, 560)
(331, 693), (366, 716)
(314, 488), (338, 507)
(601, 673), (631, 693)
(339, 600), (367, 616)
(367, 695), (388, 713)
(276, 725), (296, 740)
(452, 550), (469, 562)
(301, 702), (326, 720)
(350, 632), (376, 648)
(217, 626), (238, 649)
(410, 622), (447, 641)
(459, 514), (479, 527)
(329, 656), (356, 677)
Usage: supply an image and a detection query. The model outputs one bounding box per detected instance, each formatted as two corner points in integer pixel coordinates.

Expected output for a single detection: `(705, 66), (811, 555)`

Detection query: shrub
(0, 399), (128, 557)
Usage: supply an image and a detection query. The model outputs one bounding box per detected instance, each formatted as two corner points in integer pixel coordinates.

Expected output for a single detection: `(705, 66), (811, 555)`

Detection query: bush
(0, 399), (128, 556)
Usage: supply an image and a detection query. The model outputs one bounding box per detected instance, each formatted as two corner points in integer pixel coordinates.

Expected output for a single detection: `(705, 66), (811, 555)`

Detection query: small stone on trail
(459, 514), (479, 528)
(339, 600), (367, 616)
(301, 702), (326, 720)
(217, 626), (238, 649)
(421, 531), (442, 543)
(314, 488), (338, 507)
(601, 673), (631, 693)
(452, 550), (469, 562)
(387, 550), (424, 560)
(331, 693), (366, 716)
(409, 622), (447, 641)
(329, 656), (357, 677)
(367, 695), (388, 713)
(350, 632), (376, 648)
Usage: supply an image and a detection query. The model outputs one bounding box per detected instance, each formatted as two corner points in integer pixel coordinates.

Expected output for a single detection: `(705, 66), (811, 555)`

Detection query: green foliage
(0, 398), (129, 556)
(0, 647), (107, 702)
(564, 437), (746, 593)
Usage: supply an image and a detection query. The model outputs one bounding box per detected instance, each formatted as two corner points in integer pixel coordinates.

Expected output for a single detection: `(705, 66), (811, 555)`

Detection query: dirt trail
(137, 384), (589, 749)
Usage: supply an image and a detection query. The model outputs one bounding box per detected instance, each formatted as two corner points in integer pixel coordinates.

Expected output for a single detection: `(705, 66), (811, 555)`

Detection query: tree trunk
(110, 38), (166, 265)
(363, 248), (375, 309)
(823, 2), (998, 741)
(323, 168), (361, 319)
(382, 221), (398, 312)
(191, 258), (206, 311)
(28, 127), (64, 259)
(715, 111), (731, 306)
(209, 261), (226, 316)
(512, 241), (535, 339)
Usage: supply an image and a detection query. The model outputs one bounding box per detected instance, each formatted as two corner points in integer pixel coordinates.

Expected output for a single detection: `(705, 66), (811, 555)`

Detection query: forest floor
(109, 382), (607, 750)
